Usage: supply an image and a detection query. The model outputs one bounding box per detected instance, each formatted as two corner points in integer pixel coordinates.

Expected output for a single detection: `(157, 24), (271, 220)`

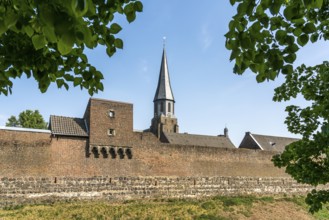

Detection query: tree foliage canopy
(0, 0), (143, 95)
(6, 109), (47, 129)
(227, 0), (329, 213)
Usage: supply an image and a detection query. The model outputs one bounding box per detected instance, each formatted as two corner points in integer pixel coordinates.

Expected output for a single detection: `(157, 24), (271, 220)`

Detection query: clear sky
(1, 1), (329, 146)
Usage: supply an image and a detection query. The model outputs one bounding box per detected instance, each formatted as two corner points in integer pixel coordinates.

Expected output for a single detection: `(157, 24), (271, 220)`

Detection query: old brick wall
(0, 127), (316, 207)
(0, 129), (52, 177)
(0, 128), (287, 178)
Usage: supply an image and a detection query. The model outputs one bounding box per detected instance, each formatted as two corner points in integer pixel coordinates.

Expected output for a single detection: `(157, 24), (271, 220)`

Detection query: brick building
(46, 47), (235, 161)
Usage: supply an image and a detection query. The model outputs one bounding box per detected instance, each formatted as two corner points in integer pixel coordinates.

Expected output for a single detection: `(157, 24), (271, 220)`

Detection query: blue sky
(1, 1), (329, 146)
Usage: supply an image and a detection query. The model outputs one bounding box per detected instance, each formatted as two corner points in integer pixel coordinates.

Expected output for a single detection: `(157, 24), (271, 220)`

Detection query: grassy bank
(0, 196), (328, 220)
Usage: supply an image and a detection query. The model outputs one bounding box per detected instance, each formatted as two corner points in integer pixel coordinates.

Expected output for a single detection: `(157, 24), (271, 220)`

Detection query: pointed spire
(153, 47), (175, 102)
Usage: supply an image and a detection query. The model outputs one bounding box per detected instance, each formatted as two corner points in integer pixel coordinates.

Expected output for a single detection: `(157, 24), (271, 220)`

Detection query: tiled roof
(163, 132), (236, 148)
(240, 132), (299, 152)
(49, 115), (88, 137)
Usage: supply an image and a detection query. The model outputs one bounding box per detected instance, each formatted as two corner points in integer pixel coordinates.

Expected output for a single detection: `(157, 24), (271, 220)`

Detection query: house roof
(242, 132), (299, 152)
(49, 115), (88, 137)
(154, 48), (175, 102)
(162, 132), (236, 148)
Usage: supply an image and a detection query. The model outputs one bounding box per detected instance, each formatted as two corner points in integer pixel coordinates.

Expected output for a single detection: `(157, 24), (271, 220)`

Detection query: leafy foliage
(226, 0), (325, 81)
(6, 110), (47, 129)
(227, 0), (329, 213)
(0, 0), (143, 95)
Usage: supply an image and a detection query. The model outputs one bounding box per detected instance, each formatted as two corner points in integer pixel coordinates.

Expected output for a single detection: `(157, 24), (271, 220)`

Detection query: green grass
(0, 195), (326, 220)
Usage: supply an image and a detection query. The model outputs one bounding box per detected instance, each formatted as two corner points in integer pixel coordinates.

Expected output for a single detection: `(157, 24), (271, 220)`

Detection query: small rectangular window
(108, 129), (116, 136)
(108, 110), (115, 118)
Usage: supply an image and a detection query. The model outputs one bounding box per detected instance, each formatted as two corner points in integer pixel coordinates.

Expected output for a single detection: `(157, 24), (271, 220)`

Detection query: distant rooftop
(0, 126), (51, 133)
(49, 115), (88, 137)
(162, 132), (236, 148)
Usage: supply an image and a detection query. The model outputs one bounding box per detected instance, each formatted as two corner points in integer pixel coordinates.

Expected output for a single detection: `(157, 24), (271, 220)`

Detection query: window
(108, 110), (115, 118)
(155, 104), (158, 115)
(160, 102), (164, 112)
(108, 129), (116, 136)
(168, 102), (171, 112)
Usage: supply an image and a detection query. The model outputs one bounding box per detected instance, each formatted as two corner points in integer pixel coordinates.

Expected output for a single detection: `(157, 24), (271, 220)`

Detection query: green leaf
(315, 0), (323, 8)
(106, 46), (116, 57)
(269, 0), (281, 15)
(109, 23), (122, 34)
(293, 28), (302, 37)
(24, 26), (34, 37)
(32, 34), (46, 50)
(134, 1), (143, 12)
(310, 33), (319, 43)
(0, 21), (7, 35)
(297, 34), (309, 46)
(58, 38), (72, 55)
(281, 65), (293, 75)
(275, 30), (287, 42)
(303, 23), (317, 34)
(230, 0), (236, 5)
(256, 73), (266, 82)
(74, 77), (83, 86)
(283, 6), (298, 21)
(126, 12), (136, 23)
(283, 54), (296, 63)
(56, 79), (65, 88)
(43, 26), (57, 43)
(114, 38), (123, 49)
(4, 10), (18, 28)
(71, 0), (89, 17)
(287, 44), (299, 53)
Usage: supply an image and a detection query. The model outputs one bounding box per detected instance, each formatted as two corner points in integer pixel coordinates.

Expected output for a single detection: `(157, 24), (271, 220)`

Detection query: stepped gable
(239, 132), (299, 152)
(49, 115), (88, 137)
(162, 132), (236, 148)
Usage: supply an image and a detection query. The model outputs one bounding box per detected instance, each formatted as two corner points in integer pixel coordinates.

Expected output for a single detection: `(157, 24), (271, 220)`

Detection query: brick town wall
(0, 129), (52, 177)
(0, 176), (326, 208)
(0, 129), (322, 207)
(0, 129), (287, 178)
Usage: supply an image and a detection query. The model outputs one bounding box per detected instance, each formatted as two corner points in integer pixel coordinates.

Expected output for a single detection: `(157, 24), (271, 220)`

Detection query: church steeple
(151, 45), (179, 138)
(153, 48), (175, 117)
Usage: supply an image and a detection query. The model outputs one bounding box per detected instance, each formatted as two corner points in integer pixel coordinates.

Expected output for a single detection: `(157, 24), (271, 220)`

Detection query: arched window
(168, 102), (171, 112)
(160, 102), (164, 112)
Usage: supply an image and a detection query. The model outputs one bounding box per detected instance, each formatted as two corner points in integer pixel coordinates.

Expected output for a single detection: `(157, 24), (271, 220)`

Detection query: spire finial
(163, 36), (166, 48)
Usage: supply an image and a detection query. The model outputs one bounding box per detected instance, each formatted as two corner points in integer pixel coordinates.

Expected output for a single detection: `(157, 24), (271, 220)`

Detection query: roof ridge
(50, 115), (83, 120)
(251, 133), (300, 140)
(163, 132), (228, 138)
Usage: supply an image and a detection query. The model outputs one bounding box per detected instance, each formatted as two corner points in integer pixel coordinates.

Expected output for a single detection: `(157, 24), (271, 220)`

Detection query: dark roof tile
(49, 115), (88, 137)
(163, 132), (235, 148)
(251, 133), (299, 152)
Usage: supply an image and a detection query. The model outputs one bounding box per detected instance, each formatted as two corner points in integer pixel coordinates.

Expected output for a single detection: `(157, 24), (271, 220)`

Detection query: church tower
(150, 47), (179, 138)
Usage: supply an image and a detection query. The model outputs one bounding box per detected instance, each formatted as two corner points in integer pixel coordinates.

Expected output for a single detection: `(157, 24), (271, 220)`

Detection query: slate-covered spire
(150, 45), (179, 138)
(153, 48), (175, 102)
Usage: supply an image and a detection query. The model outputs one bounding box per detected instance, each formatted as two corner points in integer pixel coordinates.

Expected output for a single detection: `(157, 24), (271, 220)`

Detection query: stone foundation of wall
(0, 176), (325, 208)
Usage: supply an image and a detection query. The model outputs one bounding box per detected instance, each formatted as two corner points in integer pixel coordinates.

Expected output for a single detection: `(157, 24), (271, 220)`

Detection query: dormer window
(108, 110), (115, 118)
(108, 129), (116, 136)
